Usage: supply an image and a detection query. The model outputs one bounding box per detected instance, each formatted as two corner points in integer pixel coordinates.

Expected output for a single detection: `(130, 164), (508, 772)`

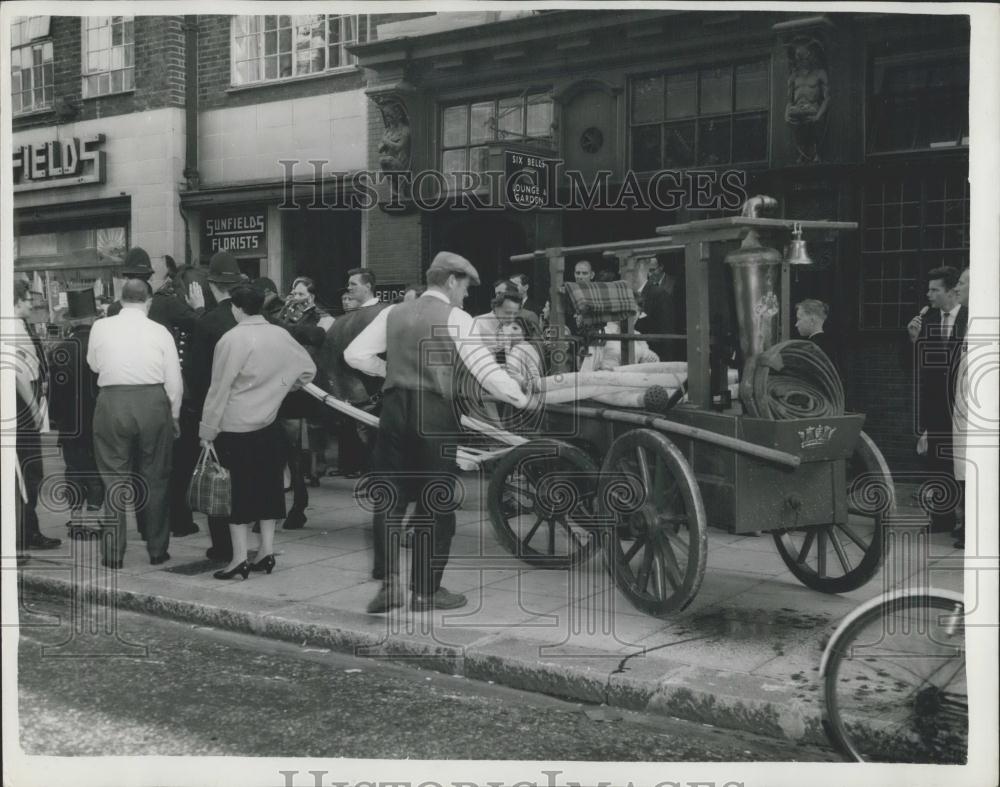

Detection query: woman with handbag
(198, 285), (316, 579)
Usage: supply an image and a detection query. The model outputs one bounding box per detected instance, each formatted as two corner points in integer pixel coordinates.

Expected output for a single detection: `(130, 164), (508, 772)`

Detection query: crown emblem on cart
(798, 424), (837, 448)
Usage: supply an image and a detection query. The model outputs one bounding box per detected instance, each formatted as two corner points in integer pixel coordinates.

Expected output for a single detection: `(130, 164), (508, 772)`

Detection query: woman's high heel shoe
(213, 561), (250, 580)
(250, 554), (276, 575)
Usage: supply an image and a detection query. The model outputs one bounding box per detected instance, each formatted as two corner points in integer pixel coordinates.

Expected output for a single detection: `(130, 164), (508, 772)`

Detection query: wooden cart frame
(484, 214), (896, 616)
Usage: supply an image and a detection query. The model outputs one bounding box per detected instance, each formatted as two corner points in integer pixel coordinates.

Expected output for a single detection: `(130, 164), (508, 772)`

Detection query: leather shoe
(150, 553), (171, 566)
(206, 547), (232, 562)
(367, 582), (404, 614)
(27, 533), (61, 550)
(102, 558), (123, 570)
(411, 587), (467, 611)
(283, 509), (307, 530)
(171, 521), (199, 537)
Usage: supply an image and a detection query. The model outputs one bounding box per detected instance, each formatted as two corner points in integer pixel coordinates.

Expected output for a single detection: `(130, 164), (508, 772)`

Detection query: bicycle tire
(820, 589), (967, 763)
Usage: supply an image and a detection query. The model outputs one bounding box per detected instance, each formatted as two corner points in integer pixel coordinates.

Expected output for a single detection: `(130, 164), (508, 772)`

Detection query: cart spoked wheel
(487, 439), (601, 568)
(772, 431), (894, 594)
(598, 429), (707, 616)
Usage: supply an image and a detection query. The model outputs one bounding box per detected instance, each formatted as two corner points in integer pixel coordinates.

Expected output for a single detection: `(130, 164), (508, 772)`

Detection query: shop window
(10, 16), (53, 115)
(81, 16), (135, 98)
(231, 15), (369, 86)
(867, 49), (969, 154)
(860, 173), (969, 330)
(440, 94), (553, 179)
(629, 59), (769, 172)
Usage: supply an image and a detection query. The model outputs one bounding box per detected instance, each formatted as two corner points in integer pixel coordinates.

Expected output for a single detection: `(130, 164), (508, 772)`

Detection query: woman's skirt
(215, 422), (287, 523)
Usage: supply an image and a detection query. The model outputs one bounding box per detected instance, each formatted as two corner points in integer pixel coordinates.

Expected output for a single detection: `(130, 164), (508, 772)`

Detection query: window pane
(498, 97), (523, 139)
(43, 41), (53, 60)
(99, 73), (110, 94)
(631, 125), (662, 171)
(264, 56), (277, 80)
(328, 43), (342, 69)
(665, 71), (697, 118)
(279, 15), (291, 28)
(279, 54), (292, 77)
(111, 70), (123, 93)
(265, 30), (277, 55)
(279, 27), (291, 53)
(442, 148), (467, 175)
(443, 105), (468, 148)
(469, 101), (495, 144)
(698, 117), (731, 165)
(470, 146), (490, 173)
(526, 98), (552, 138)
(663, 121), (695, 167)
(124, 68), (134, 90)
(124, 18), (133, 41)
(735, 60), (768, 110)
(733, 112), (767, 161)
(111, 47), (123, 69)
(699, 67), (732, 115)
(632, 76), (663, 123)
(112, 24), (122, 46)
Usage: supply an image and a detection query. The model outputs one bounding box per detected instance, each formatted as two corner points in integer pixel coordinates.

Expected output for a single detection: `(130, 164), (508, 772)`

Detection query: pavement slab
(14, 460), (967, 746)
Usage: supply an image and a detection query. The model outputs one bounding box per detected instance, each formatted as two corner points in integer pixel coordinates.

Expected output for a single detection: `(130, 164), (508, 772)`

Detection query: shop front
(12, 108), (187, 331)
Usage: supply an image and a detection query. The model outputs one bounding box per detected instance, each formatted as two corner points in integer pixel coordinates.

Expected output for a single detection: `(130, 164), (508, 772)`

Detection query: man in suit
(634, 263), (676, 362)
(186, 252), (243, 560)
(795, 298), (843, 380)
(907, 265), (967, 534)
(317, 267), (390, 481)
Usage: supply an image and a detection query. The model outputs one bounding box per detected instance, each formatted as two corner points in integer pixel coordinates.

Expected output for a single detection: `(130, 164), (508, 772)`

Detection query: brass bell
(785, 222), (813, 266)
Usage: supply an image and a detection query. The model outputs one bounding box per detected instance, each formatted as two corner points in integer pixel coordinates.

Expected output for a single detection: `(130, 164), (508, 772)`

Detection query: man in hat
(345, 251), (530, 613)
(107, 247), (205, 326)
(185, 251), (244, 561)
(49, 288), (104, 528)
(9, 279), (62, 557)
(88, 279), (182, 568)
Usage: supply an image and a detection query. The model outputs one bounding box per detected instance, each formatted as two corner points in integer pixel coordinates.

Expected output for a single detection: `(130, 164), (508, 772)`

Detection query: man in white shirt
(346, 252), (529, 613)
(88, 279), (183, 568)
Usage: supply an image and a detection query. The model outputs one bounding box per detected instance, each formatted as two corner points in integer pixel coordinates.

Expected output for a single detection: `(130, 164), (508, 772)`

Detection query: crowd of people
(9, 248), (971, 610)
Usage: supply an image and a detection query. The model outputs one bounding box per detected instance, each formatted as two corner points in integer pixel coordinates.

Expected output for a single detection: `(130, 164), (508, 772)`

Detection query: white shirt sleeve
(344, 305), (391, 378)
(160, 327), (183, 420)
(447, 308), (529, 408)
(86, 319), (103, 374)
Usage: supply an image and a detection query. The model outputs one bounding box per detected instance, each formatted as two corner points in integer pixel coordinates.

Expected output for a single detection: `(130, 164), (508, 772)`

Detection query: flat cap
(428, 251), (480, 285)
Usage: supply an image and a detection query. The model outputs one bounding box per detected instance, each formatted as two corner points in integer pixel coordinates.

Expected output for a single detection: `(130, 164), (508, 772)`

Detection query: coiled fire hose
(740, 339), (844, 419)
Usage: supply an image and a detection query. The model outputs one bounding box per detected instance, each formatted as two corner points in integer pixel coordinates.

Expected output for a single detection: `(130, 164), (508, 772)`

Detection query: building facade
(351, 10), (970, 470)
(9, 10), (971, 471)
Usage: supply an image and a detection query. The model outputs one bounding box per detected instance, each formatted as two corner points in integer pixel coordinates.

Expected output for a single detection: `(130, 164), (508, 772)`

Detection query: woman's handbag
(187, 444), (231, 517)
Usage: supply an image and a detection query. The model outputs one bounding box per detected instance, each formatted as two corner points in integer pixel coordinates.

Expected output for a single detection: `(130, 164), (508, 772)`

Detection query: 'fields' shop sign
(203, 211), (267, 254)
(12, 134), (106, 192)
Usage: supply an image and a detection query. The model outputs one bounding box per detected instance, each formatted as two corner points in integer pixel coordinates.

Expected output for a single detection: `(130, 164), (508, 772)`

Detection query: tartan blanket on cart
(564, 281), (638, 327)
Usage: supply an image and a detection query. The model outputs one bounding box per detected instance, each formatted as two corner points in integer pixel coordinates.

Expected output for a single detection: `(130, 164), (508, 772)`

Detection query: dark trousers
(168, 404), (200, 531)
(92, 385), (173, 562)
(337, 418), (369, 475)
(372, 388), (458, 596)
(281, 419), (309, 513)
(15, 423), (43, 550)
(61, 437), (104, 511)
(924, 432), (959, 531)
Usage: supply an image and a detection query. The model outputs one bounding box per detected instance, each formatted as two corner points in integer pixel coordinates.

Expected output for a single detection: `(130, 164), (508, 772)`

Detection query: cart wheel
(487, 439), (601, 568)
(598, 429), (707, 616)
(772, 431), (894, 594)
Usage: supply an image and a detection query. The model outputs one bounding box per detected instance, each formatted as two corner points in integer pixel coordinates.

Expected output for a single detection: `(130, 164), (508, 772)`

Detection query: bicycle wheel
(821, 590), (967, 763)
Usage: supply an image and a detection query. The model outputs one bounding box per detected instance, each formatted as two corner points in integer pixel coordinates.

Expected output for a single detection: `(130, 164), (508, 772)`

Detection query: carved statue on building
(374, 97), (412, 205)
(785, 37), (829, 163)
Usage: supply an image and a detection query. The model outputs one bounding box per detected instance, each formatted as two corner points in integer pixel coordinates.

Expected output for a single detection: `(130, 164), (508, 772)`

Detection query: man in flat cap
(346, 251), (531, 613)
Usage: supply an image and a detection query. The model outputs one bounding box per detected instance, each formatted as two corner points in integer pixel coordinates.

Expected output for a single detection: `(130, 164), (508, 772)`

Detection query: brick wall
(197, 15), (364, 112)
(12, 16), (185, 132)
